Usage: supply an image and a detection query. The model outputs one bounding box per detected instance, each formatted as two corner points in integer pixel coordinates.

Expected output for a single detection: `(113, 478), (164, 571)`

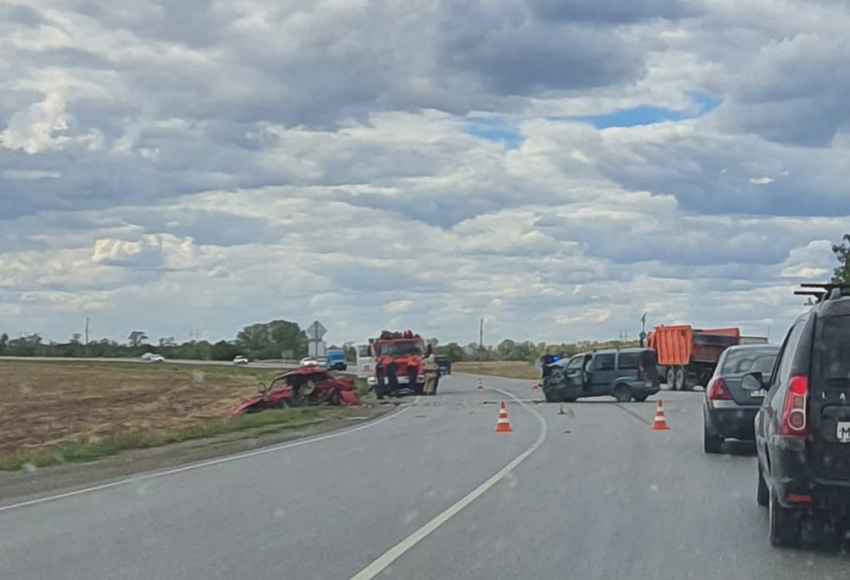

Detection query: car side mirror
(741, 372), (764, 391)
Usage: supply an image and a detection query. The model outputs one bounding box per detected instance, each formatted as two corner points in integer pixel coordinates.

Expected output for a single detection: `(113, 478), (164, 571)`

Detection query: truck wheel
(666, 368), (678, 390)
(633, 394), (648, 403)
(769, 490), (803, 548)
(613, 384), (632, 403)
(675, 367), (686, 391)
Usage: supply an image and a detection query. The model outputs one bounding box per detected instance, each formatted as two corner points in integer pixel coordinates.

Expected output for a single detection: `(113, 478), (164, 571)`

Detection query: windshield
(376, 341), (424, 357)
(721, 349), (779, 375)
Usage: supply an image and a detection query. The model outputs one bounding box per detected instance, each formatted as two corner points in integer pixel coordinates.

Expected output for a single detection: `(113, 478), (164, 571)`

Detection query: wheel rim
(615, 386), (630, 402)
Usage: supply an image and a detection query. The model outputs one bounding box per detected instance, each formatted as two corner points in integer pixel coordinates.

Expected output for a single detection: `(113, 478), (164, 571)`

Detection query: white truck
(355, 344), (374, 379)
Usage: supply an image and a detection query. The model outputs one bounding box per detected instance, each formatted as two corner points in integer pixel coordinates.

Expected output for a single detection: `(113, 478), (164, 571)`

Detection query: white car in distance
(141, 353), (165, 362)
(233, 356), (249, 366)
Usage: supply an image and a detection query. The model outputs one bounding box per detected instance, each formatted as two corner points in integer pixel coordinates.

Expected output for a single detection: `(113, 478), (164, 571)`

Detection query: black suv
(745, 283), (850, 547)
(435, 355), (452, 376)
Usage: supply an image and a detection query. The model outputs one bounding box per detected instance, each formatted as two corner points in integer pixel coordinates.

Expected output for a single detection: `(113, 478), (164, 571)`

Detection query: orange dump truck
(647, 325), (741, 391)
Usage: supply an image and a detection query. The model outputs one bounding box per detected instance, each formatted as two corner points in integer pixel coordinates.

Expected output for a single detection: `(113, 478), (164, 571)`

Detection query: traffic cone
(532, 382), (540, 391)
(477, 377), (484, 391)
(495, 402), (513, 433)
(651, 400), (670, 431)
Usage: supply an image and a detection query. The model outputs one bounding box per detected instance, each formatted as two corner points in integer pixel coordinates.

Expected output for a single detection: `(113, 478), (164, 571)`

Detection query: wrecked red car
(228, 367), (360, 419)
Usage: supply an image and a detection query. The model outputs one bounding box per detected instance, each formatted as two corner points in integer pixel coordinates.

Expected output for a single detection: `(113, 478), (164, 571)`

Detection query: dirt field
(0, 360), (295, 456)
(453, 361), (541, 381)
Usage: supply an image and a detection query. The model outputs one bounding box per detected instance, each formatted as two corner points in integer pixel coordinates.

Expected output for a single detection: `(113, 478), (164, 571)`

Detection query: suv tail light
(779, 376), (809, 436)
(707, 377), (732, 401)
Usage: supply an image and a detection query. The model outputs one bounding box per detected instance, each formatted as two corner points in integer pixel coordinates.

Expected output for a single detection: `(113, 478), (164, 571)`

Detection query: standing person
(386, 360), (400, 395)
(423, 354), (440, 396)
(407, 363), (419, 393)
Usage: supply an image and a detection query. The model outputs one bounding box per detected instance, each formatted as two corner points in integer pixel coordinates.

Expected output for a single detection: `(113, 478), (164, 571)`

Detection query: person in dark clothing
(386, 361), (400, 394)
(541, 354), (555, 380)
(407, 364), (420, 394)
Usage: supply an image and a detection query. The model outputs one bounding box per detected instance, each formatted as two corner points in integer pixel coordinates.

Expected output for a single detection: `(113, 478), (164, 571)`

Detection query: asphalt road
(2, 374), (848, 579)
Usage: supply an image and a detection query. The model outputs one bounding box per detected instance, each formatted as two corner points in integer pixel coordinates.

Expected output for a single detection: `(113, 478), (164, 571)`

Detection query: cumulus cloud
(91, 234), (198, 270)
(749, 176), (774, 185)
(0, 0), (847, 344)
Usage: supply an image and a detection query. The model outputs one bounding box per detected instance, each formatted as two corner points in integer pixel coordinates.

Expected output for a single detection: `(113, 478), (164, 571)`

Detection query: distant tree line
(431, 338), (639, 364)
(0, 320), (309, 362)
(832, 233), (850, 285)
(0, 327), (636, 365)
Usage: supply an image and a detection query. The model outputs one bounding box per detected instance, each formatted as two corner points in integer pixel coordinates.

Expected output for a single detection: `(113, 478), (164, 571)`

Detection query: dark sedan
(703, 344), (779, 453)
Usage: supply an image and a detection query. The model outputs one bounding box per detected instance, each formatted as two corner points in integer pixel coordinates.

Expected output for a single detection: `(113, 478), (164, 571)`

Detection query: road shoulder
(0, 404), (397, 506)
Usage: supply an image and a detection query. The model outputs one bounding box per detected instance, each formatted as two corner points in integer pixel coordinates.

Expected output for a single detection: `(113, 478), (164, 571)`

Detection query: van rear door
(640, 349), (660, 386)
(809, 311), (850, 480)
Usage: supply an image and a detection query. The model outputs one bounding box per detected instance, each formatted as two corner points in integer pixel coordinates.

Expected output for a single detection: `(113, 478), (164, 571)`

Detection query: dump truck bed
(651, 326), (740, 366)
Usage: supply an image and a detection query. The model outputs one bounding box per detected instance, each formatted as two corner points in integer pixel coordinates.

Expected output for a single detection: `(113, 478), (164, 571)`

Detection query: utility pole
(479, 318), (484, 372)
(85, 317), (90, 356)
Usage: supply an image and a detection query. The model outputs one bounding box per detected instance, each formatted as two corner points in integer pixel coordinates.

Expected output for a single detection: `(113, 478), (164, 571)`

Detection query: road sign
(308, 340), (327, 358)
(307, 320), (327, 341)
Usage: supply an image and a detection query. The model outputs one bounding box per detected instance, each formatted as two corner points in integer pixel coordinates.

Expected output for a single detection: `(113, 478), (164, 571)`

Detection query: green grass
(0, 407), (325, 472)
(354, 377), (370, 398)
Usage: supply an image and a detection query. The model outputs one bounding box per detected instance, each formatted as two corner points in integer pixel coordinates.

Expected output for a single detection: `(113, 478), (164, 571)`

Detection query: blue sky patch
(464, 117), (523, 149)
(569, 92), (722, 129)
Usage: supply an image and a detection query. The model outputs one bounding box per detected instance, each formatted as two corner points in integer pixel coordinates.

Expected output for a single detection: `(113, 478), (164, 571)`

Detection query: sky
(0, 0), (848, 347)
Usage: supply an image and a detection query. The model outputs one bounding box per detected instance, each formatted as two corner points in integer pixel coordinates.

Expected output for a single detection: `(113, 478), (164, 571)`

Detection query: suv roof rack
(795, 283), (850, 304)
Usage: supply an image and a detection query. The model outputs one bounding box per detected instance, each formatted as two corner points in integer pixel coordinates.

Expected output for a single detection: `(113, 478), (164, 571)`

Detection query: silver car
(703, 344), (779, 453)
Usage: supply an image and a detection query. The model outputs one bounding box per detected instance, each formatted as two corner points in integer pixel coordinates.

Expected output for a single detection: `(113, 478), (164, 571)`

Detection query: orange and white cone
(651, 400), (670, 431)
(495, 402), (513, 433)
(477, 377), (484, 391)
(532, 382), (540, 391)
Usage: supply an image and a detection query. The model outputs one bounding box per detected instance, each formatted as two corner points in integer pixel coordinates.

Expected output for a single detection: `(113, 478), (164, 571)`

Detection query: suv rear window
(821, 316), (850, 387)
(721, 349), (777, 375)
(617, 352), (641, 370)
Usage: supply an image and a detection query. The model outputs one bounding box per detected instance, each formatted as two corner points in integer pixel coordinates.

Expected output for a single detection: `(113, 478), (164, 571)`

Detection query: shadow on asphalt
(722, 440), (757, 456)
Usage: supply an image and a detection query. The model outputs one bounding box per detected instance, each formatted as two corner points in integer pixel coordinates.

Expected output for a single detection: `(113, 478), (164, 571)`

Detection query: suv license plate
(749, 389), (767, 398)
(837, 422), (850, 443)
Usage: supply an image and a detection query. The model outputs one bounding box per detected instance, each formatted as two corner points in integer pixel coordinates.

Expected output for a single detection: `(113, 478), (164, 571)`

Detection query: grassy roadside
(453, 361), (541, 381)
(0, 407), (327, 472)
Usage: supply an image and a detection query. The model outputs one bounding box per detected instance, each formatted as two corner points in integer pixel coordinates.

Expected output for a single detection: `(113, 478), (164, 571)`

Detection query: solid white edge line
(348, 386), (549, 580)
(0, 399), (418, 514)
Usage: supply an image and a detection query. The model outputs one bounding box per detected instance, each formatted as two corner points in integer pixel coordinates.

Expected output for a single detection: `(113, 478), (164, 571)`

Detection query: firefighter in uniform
(423, 354), (440, 396)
